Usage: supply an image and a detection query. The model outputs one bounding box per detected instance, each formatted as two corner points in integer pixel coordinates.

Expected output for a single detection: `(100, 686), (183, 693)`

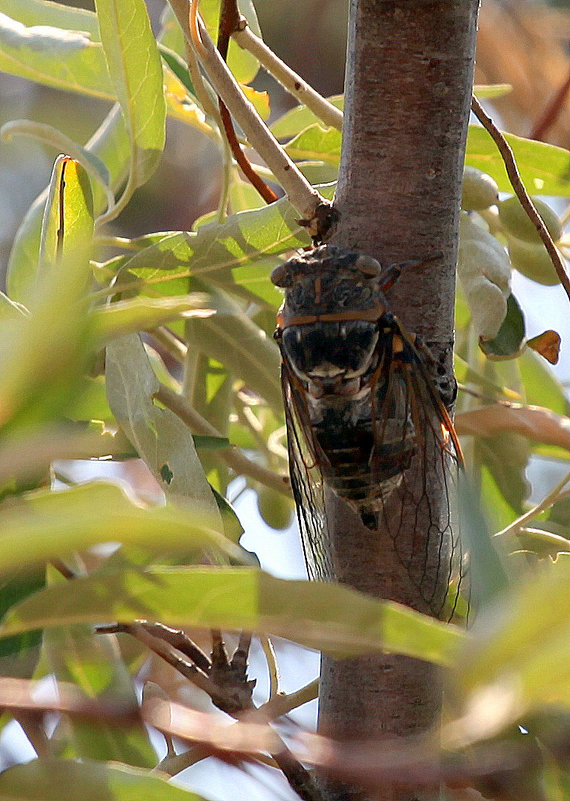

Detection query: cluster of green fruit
(458, 166), (563, 340)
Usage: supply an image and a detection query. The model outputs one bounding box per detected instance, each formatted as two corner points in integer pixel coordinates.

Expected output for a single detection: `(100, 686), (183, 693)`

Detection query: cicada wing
(368, 328), (468, 621)
(280, 364), (331, 581)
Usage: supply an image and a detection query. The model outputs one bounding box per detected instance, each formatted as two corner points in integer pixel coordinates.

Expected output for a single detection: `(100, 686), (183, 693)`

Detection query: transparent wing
(280, 364), (331, 581)
(368, 331), (468, 620)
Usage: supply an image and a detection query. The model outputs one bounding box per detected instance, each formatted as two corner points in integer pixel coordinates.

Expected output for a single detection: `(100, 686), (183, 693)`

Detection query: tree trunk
(318, 2), (479, 799)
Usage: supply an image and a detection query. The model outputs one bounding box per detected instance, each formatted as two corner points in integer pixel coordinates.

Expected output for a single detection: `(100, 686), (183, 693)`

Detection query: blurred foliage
(0, 0), (569, 799)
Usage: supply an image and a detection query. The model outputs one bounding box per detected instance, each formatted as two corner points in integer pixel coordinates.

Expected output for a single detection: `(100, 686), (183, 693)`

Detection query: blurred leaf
(1, 120), (112, 195)
(0, 157), (94, 431)
(95, 0), (166, 189)
(475, 432), (530, 514)
(457, 473), (509, 610)
(466, 126), (570, 196)
(271, 95), (344, 138)
(158, 43), (194, 94)
(241, 84), (270, 120)
(67, 376), (113, 423)
(473, 83), (512, 99)
(456, 404), (570, 453)
(91, 296), (215, 344)
(457, 556), (570, 731)
(43, 569), (155, 766)
(7, 106), (129, 304)
(520, 350), (568, 415)
(479, 293), (525, 360)
(0, 570), (44, 661)
(284, 124), (342, 165)
(106, 334), (221, 520)
(0, 759), (206, 800)
(0, 0), (100, 37)
(181, 288), (282, 411)
(0, 566), (465, 666)
(0, 482), (238, 575)
(0, 12), (114, 98)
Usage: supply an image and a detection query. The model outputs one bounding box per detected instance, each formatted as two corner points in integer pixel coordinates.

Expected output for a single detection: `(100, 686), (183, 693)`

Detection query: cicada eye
(271, 262), (294, 287)
(354, 254), (382, 277)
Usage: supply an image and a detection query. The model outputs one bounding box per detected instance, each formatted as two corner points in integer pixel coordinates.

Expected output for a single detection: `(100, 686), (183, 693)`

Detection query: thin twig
(98, 622), (238, 709)
(167, 0), (323, 220)
(252, 679), (320, 723)
(494, 468), (570, 539)
(150, 327), (188, 362)
(156, 382), (292, 497)
(139, 621), (211, 673)
(471, 95), (570, 303)
(233, 25), (343, 131)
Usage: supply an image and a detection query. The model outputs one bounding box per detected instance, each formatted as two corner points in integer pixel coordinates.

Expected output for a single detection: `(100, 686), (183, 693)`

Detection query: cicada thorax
(273, 245), (420, 522)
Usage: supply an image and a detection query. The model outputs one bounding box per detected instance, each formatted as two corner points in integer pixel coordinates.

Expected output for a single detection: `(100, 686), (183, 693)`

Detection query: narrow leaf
(95, 0), (166, 186)
(0, 566), (465, 666)
(0, 759), (206, 801)
(0, 482), (238, 575)
(106, 334), (221, 520)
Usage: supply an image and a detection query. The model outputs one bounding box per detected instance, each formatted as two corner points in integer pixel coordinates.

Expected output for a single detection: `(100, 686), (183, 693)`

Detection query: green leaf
(0, 759), (207, 800)
(284, 124), (342, 165)
(479, 293), (526, 360)
(465, 126), (570, 196)
(105, 334), (221, 520)
(42, 571), (155, 766)
(0, 570), (44, 661)
(458, 556), (570, 718)
(519, 350), (568, 416)
(0, 157), (95, 431)
(91, 296), (215, 343)
(1, 119), (113, 202)
(183, 287), (282, 411)
(95, 0), (166, 189)
(473, 83), (512, 99)
(0, 12), (114, 98)
(194, 0), (262, 85)
(115, 184), (336, 307)
(271, 95), (344, 138)
(7, 106), (129, 304)
(0, 482), (238, 575)
(0, 0), (99, 38)
(0, 566), (465, 666)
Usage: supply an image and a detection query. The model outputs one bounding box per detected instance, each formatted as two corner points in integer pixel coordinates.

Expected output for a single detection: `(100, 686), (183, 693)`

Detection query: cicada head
(272, 245), (389, 398)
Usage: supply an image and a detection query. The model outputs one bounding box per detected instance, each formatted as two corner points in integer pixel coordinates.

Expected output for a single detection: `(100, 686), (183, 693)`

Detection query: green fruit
(461, 166), (499, 211)
(507, 236), (560, 285)
(257, 487), (294, 530)
(499, 196), (562, 244)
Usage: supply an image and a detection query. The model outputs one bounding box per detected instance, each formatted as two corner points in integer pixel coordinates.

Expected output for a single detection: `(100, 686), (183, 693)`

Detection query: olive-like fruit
(507, 236), (561, 285)
(257, 486), (295, 530)
(499, 196), (562, 244)
(461, 166), (499, 211)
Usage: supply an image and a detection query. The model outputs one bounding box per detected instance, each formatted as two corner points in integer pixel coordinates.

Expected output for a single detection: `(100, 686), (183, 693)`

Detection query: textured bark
(318, 2), (479, 800)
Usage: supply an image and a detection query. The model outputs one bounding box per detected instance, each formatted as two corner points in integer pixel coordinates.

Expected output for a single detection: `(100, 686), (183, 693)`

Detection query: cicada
(272, 244), (466, 618)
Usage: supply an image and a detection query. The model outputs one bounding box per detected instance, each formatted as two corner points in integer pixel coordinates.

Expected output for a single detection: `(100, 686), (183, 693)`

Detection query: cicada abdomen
(272, 244), (466, 618)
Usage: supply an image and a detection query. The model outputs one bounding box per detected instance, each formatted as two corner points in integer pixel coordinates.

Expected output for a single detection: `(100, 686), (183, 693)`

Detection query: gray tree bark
(318, 2), (479, 800)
